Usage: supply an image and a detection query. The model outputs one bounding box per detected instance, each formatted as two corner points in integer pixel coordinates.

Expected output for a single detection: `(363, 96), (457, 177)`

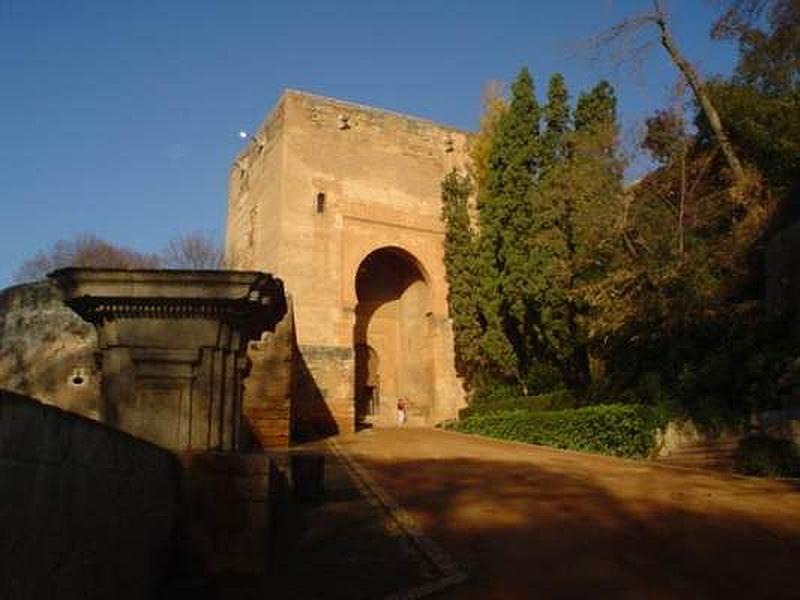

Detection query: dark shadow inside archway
(353, 247), (434, 429)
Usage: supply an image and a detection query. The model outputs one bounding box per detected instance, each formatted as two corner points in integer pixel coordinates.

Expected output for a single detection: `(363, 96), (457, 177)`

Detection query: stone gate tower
(225, 90), (470, 434)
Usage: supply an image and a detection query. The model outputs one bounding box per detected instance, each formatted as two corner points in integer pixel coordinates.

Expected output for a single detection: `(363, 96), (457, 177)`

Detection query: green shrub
(460, 389), (577, 419)
(454, 404), (668, 458)
(468, 381), (522, 409)
(733, 434), (799, 478)
(466, 363), (566, 416)
(525, 390), (578, 411)
(523, 362), (565, 395)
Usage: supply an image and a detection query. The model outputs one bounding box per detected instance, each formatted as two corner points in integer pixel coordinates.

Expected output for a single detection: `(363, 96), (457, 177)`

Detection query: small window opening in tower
(316, 192), (326, 214)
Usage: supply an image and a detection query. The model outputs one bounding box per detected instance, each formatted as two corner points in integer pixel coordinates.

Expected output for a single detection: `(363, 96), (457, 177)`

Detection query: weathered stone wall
(0, 389), (178, 600)
(225, 90), (471, 432)
(226, 101), (286, 272)
(244, 294), (355, 442)
(243, 297), (297, 448)
(656, 412), (800, 471)
(0, 281), (99, 419)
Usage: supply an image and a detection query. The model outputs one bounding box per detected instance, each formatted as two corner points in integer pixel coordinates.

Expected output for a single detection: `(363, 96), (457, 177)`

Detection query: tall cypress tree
(575, 81), (617, 135)
(523, 79), (624, 388)
(555, 80), (624, 386)
(528, 74), (575, 379)
(485, 67), (540, 200)
(541, 73), (571, 169)
(477, 67), (541, 385)
(569, 80), (624, 282)
(440, 170), (484, 382)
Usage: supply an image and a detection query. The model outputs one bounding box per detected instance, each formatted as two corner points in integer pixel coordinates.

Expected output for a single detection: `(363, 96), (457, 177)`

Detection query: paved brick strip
(327, 438), (468, 599)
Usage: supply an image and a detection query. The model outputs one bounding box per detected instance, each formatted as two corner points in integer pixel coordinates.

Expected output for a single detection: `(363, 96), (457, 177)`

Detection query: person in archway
(397, 398), (407, 426)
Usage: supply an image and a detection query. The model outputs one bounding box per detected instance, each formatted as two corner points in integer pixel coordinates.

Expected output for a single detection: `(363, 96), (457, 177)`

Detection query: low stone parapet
(656, 410), (800, 472)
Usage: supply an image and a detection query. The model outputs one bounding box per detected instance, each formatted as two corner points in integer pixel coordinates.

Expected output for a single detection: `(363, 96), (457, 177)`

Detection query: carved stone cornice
(49, 268), (287, 341)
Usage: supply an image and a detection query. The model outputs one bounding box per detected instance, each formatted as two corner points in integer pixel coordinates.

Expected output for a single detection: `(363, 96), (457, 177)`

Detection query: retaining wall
(0, 389), (179, 600)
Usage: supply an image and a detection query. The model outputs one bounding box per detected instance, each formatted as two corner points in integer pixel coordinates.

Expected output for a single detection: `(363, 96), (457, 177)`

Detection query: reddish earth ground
(337, 428), (800, 599)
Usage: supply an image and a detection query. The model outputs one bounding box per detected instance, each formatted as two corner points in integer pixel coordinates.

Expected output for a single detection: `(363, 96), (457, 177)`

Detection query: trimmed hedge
(453, 404), (668, 459)
(459, 389), (577, 419)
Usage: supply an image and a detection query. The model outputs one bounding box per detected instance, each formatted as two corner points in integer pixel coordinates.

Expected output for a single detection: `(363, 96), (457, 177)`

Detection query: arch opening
(353, 247), (434, 427)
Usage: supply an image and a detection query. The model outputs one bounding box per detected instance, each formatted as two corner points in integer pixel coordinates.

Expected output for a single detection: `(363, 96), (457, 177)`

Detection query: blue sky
(0, 0), (738, 287)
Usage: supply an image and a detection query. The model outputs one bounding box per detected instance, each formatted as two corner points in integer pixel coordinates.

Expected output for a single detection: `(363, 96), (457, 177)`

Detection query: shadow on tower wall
(242, 295), (340, 448)
(292, 349), (340, 442)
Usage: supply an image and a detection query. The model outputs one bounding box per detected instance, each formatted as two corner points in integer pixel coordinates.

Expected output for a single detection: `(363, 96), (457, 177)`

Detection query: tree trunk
(652, 0), (747, 186)
(679, 143), (686, 259)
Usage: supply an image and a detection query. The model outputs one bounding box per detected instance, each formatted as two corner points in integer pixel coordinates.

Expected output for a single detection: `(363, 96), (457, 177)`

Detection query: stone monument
(49, 267), (286, 452)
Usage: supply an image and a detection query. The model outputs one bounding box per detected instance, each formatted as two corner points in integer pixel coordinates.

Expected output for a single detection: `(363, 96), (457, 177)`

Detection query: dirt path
(336, 428), (800, 599)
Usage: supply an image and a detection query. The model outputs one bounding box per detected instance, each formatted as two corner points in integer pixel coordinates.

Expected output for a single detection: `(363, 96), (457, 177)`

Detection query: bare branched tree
(585, 0), (747, 186)
(13, 234), (161, 283)
(161, 231), (223, 269)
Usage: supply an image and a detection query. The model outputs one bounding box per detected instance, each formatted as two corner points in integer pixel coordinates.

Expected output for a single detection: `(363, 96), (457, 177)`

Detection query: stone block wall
(0, 389), (179, 600)
(656, 411), (800, 471)
(0, 281), (99, 419)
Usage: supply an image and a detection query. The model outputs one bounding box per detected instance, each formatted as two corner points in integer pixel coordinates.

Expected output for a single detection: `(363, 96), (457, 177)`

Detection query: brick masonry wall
(0, 389), (179, 600)
(243, 297), (296, 449)
(226, 91), (470, 432)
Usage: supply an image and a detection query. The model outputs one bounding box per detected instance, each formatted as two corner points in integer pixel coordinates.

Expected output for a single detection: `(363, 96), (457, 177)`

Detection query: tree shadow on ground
(349, 450), (800, 599)
(263, 446), (438, 600)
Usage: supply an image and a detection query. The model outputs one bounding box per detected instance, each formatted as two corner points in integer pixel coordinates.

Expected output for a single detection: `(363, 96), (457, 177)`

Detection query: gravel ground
(337, 427), (800, 600)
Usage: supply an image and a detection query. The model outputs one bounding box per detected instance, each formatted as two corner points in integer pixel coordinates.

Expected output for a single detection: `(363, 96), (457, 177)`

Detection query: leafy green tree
(705, 82), (800, 202)
(440, 170), (484, 382)
(713, 0), (798, 97)
(642, 107), (692, 258)
(442, 71), (626, 394)
(642, 109), (689, 166)
(702, 0), (799, 205)
(530, 80), (625, 386)
(526, 73), (575, 381)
